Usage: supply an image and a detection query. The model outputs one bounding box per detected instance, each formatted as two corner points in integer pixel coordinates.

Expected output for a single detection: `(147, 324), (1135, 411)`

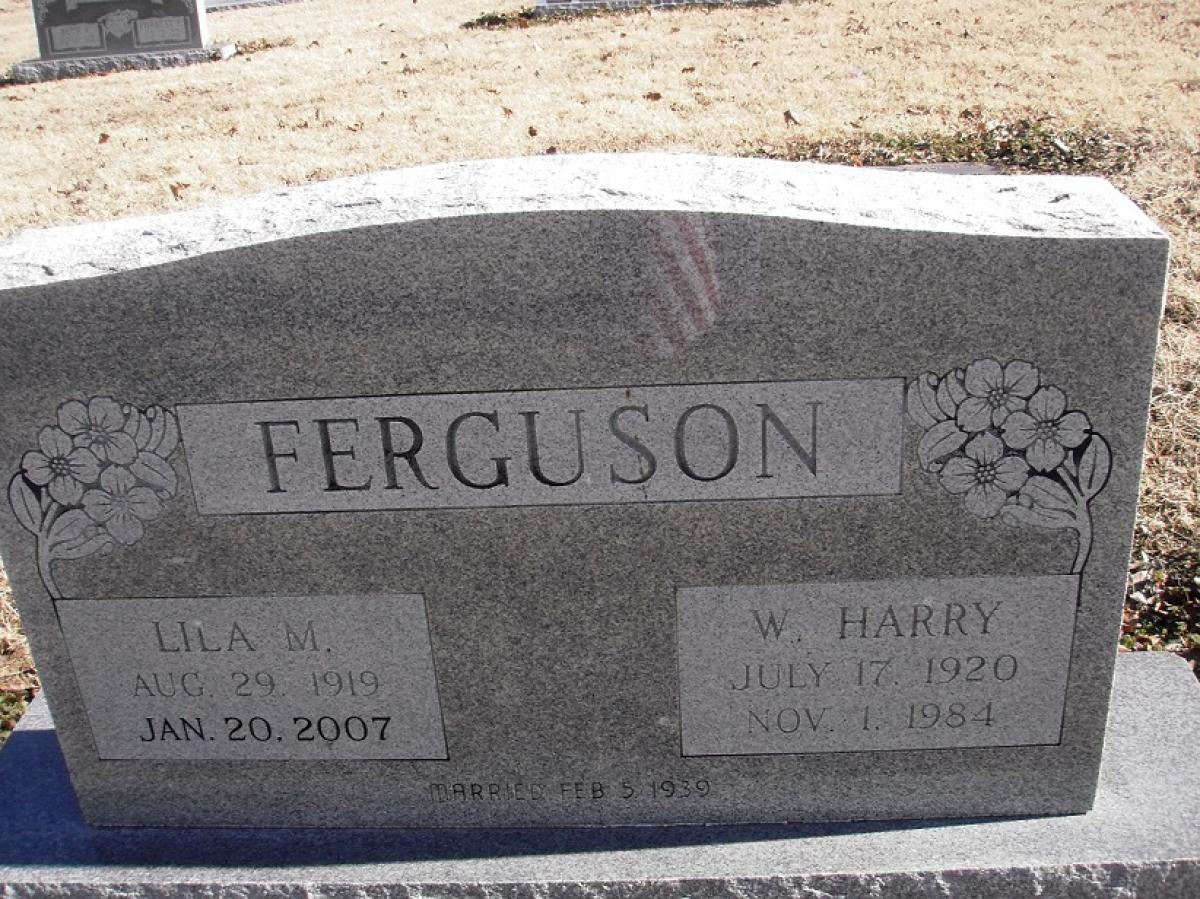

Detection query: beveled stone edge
(8, 44), (236, 85)
(0, 153), (1166, 290)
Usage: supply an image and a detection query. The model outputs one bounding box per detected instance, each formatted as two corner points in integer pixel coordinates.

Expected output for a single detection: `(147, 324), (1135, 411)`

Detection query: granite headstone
(30, 0), (208, 60)
(0, 154), (1168, 828)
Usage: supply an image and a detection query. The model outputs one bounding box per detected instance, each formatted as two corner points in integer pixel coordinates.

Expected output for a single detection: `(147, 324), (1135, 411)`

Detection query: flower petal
(21, 451), (53, 486)
(105, 509), (144, 545)
(955, 397), (993, 433)
(939, 456), (978, 494)
(100, 465), (137, 495)
(1003, 361), (1040, 397)
(65, 448), (100, 484)
(1029, 386), (1066, 422)
(57, 400), (90, 436)
(990, 404), (1014, 429)
(964, 359), (1003, 398)
(125, 486), (163, 521)
(88, 397), (126, 433)
(966, 433), (1004, 465)
(82, 489), (116, 522)
(993, 455), (1030, 493)
(1056, 411), (1090, 448)
(1001, 412), (1038, 450)
(965, 483), (1008, 518)
(38, 426), (75, 459)
(48, 474), (83, 506)
(94, 432), (138, 466)
(1026, 438), (1065, 472)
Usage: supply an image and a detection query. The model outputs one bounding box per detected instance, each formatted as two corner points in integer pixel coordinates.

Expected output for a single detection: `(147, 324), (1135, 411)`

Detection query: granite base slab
(0, 652), (1196, 898)
(8, 43), (235, 84)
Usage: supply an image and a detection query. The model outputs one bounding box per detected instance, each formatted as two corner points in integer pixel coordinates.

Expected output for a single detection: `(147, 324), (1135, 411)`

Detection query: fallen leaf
(98, 133), (110, 144)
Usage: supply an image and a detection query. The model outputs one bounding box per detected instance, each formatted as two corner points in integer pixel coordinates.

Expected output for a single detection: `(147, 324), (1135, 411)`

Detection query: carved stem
(35, 534), (61, 600)
(1071, 513), (1092, 575)
(1060, 475), (1093, 575)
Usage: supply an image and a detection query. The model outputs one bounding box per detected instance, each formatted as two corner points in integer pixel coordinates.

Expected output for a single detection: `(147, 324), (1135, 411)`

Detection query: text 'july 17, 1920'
(176, 379), (903, 514)
(55, 594), (447, 760)
(676, 575), (1078, 755)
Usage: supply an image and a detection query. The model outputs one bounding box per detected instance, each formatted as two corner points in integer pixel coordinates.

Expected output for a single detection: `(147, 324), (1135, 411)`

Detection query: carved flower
(955, 359), (1040, 432)
(938, 433), (1030, 519)
(98, 9), (139, 39)
(1001, 387), (1091, 472)
(82, 466), (162, 546)
(57, 397), (137, 465)
(21, 427), (101, 506)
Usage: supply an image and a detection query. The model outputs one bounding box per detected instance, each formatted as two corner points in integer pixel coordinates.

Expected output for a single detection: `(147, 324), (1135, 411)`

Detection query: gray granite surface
(0, 154), (1169, 828)
(0, 652), (1196, 898)
(9, 42), (234, 83)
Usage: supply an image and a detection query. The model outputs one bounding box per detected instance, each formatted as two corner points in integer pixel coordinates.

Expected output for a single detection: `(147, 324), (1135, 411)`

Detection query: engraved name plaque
(676, 576), (1078, 755)
(57, 594), (447, 760)
(178, 379), (904, 515)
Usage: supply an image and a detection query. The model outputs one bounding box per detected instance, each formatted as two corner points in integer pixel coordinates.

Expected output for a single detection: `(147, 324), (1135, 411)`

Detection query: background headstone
(0, 154), (1169, 828)
(31, 0), (209, 60)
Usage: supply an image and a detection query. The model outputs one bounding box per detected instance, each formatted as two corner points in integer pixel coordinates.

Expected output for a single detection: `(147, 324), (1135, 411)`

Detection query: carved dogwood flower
(1001, 386), (1091, 472)
(956, 359), (1040, 432)
(82, 466), (163, 546)
(58, 397), (138, 465)
(21, 427), (100, 506)
(907, 359), (1110, 575)
(938, 433), (1030, 518)
(9, 397), (182, 599)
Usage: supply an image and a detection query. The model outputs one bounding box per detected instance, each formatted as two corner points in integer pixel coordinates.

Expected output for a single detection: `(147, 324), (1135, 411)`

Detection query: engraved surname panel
(177, 379), (903, 515)
(57, 594), (447, 760)
(677, 575), (1077, 755)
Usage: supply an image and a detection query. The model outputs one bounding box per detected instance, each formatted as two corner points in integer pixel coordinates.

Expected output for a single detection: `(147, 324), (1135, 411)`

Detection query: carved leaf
(1077, 435), (1111, 500)
(150, 407), (180, 459)
(917, 419), (967, 472)
(1021, 475), (1077, 514)
(123, 405), (151, 450)
(131, 451), (178, 497)
(45, 509), (109, 561)
(1000, 501), (1078, 531)
(906, 375), (944, 430)
(8, 474), (43, 535)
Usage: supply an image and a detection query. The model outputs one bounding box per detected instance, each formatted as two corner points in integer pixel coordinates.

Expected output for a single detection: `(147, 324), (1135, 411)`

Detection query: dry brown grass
(0, 0), (1197, 712)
